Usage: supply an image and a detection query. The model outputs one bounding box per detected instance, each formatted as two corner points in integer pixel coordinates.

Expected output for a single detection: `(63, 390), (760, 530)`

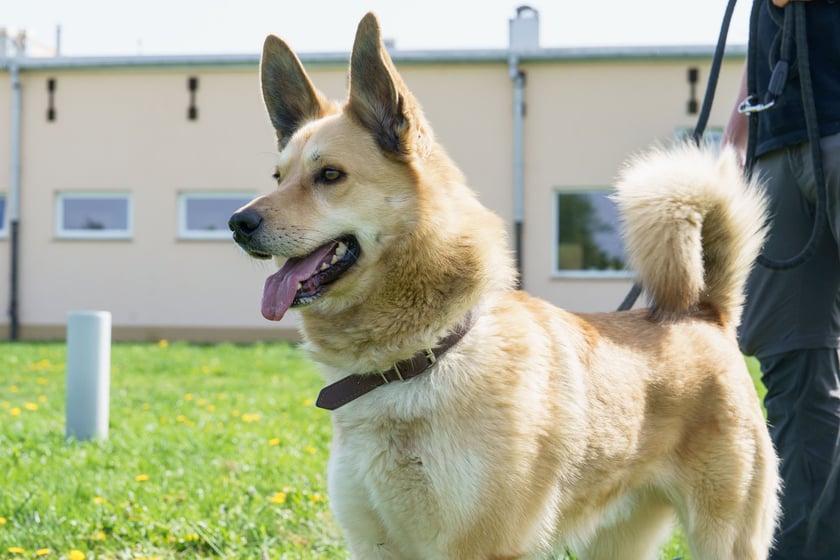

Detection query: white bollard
(66, 311), (111, 440)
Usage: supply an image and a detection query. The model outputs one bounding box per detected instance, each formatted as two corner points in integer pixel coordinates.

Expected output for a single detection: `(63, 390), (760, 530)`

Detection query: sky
(5, 0), (753, 58)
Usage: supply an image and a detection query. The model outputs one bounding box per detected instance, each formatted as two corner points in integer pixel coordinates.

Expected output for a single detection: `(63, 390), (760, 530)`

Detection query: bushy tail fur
(614, 143), (767, 330)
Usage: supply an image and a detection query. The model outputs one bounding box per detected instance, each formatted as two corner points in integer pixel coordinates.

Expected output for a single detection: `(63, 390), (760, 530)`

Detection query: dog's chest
(328, 405), (485, 546)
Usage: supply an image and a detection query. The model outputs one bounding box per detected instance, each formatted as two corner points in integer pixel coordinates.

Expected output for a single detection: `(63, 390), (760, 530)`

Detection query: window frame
(552, 188), (633, 279)
(177, 191), (257, 241)
(55, 191), (133, 240)
(55, 191), (134, 241)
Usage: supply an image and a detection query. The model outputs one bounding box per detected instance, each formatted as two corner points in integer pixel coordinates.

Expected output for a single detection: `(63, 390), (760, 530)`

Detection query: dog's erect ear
(261, 35), (330, 149)
(347, 13), (432, 159)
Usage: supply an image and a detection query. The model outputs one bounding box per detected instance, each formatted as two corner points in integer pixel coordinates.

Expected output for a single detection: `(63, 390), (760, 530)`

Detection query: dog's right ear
(261, 35), (330, 149)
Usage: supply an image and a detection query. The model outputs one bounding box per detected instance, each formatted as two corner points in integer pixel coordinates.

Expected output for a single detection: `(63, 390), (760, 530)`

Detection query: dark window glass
(556, 191), (626, 272)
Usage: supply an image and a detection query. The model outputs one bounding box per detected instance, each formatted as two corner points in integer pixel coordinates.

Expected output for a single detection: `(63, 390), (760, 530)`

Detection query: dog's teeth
(296, 282), (302, 290)
(336, 242), (347, 257)
(321, 262), (330, 271)
(330, 255), (339, 265)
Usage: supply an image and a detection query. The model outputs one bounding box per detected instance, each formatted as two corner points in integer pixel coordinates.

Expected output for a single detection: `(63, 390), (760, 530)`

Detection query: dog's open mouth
(261, 235), (360, 321)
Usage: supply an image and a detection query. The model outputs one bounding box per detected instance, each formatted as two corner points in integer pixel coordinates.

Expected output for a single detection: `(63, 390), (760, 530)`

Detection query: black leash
(618, 0), (826, 311)
(692, 0), (741, 144)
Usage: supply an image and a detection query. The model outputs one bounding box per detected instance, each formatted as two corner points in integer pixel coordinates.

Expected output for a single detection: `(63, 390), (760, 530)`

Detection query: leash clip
(738, 60), (789, 115)
(738, 95), (776, 115)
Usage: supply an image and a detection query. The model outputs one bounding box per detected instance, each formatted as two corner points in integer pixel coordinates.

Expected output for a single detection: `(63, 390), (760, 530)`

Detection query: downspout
(8, 56), (21, 340)
(509, 59), (525, 288)
(508, 6), (539, 290)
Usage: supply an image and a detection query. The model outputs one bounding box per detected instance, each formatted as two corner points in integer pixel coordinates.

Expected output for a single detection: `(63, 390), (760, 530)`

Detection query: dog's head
(229, 13), (440, 322)
(231, 13), (514, 334)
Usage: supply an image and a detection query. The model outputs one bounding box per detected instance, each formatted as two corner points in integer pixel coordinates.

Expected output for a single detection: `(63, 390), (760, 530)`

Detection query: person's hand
(772, 0), (812, 7)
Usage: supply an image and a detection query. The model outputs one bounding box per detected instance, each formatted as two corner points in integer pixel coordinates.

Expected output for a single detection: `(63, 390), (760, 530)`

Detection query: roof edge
(0, 44), (747, 71)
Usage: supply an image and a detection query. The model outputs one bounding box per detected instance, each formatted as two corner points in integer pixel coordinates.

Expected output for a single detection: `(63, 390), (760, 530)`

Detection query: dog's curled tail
(614, 143), (767, 329)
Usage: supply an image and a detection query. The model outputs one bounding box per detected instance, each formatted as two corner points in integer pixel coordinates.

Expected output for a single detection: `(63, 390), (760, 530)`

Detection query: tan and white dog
(229, 13), (779, 560)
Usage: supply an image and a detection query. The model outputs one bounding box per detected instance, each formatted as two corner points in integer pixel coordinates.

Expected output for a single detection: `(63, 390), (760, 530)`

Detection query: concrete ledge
(0, 324), (301, 344)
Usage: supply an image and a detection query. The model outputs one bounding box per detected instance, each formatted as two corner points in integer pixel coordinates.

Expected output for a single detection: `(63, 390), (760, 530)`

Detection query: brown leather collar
(315, 310), (476, 410)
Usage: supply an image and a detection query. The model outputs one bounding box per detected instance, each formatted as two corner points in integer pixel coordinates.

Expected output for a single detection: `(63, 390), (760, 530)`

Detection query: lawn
(0, 342), (766, 559)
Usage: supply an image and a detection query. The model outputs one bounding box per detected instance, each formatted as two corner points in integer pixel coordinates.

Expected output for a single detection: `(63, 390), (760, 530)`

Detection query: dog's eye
(272, 170), (281, 182)
(317, 168), (345, 184)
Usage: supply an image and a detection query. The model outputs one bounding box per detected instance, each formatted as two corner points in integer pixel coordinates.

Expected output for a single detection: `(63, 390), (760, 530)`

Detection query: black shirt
(753, 0), (840, 157)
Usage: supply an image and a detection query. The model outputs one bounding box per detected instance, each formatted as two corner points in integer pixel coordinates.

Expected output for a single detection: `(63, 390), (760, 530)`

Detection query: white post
(66, 311), (111, 440)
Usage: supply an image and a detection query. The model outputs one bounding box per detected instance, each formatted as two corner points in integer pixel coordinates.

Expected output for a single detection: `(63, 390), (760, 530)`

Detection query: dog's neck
(313, 307), (478, 410)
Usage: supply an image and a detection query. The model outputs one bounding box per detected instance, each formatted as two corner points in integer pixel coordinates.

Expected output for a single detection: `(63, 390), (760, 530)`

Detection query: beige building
(0, 14), (747, 342)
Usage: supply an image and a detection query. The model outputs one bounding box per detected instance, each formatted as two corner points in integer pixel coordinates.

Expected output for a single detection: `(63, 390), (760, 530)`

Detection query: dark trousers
(739, 133), (840, 559)
(761, 349), (840, 560)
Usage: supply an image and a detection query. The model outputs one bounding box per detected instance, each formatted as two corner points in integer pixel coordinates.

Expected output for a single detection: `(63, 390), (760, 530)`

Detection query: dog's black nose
(228, 208), (263, 241)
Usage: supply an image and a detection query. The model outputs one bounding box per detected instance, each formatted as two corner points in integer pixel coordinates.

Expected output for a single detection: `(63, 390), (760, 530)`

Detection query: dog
(229, 13), (780, 560)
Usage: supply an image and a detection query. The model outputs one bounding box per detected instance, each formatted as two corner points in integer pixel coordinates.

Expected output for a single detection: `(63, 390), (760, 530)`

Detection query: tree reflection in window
(556, 191), (626, 272)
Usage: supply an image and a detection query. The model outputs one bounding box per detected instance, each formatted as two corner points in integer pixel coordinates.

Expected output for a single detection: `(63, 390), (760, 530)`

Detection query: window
(56, 192), (132, 239)
(0, 193), (7, 238)
(674, 126), (724, 149)
(178, 192), (256, 240)
(554, 190), (629, 276)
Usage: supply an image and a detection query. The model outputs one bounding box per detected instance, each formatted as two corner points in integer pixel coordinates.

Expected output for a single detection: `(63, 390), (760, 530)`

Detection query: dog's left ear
(261, 35), (332, 149)
(346, 13), (432, 160)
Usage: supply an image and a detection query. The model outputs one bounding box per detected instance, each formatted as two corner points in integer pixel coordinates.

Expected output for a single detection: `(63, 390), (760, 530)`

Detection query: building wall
(0, 53), (745, 341)
(520, 57), (744, 311)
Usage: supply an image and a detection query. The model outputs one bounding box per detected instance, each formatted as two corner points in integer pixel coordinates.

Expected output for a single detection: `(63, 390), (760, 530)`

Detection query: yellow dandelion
(268, 437), (281, 446)
(28, 359), (51, 371)
(7, 547), (25, 554)
(142, 403), (151, 410)
(1, 401), (8, 408)
(241, 413), (260, 423)
(38, 395), (47, 403)
(231, 410), (241, 417)
(36, 377), (49, 385)
(206, 405), (216, 412)
(309, 493), (324, 503)
(68, 551), (85, 560)
(303, 397), (314, 407)
(184, 393), (194, 401)
(10, 407), (21, 417)
(201, 365), (211, 374)
(135, 474), (149, 482)
(91, 531), (106, 541)
(304, 445), (317, 455)
(197, 398), (207, 406)
(176, 415), (187, 423)
(92, 496), (106, 504)
(269, 492), (287, 505)
(0, 516), (6, 524)
(35, 548), (51, 556)
(10, 385), (19, 393)
(185, 533), (200, 542)
(24, 402), (38, 411)
(157, 339), (169, 348)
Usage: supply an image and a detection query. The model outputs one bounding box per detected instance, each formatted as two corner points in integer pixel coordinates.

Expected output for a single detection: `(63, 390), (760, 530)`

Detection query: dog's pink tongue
(261, 244), (335, 321)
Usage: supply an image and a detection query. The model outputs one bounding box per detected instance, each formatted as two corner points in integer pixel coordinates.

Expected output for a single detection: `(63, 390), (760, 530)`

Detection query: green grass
(0, 342), (767, 559)
(1, 341), (343, 559)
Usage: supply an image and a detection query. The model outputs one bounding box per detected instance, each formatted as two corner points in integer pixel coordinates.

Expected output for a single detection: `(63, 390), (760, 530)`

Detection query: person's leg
(740, 135), (840, 559)
(760, 349), (840, 560)
(738, 142), (840, 358)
